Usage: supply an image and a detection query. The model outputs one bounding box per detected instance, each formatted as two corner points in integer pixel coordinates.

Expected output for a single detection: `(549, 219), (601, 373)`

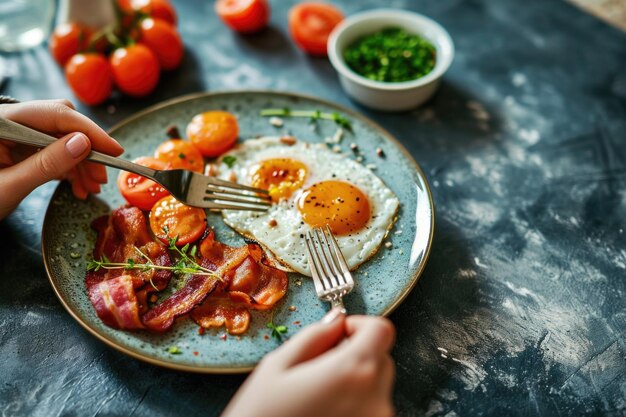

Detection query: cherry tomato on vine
(117, 157), (170, 210)
(65, 53), (113, 105)
(139, 18), (183, 70)
(154, 139), (204, 173)
(186, 111), (239, 158)
(133, 0), (178, 26)
(215, 0), (270, 34)
(150, 196), (207, 246)
(110, 44), (160, 97)
(49, 22), (91, 66)
(288, 2), (344, 56)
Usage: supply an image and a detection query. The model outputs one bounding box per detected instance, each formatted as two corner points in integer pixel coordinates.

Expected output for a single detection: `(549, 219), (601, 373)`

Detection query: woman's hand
(222, 310), (396, 417)
(0, 99), (123, 220)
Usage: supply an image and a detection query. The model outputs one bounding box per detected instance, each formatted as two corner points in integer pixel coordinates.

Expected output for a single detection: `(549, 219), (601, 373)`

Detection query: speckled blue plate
(42, 91), (434, 373)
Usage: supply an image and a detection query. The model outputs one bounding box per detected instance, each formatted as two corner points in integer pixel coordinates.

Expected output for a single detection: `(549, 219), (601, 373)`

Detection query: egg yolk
(297, 180), (371, 235)
(250, 158), (308, 202)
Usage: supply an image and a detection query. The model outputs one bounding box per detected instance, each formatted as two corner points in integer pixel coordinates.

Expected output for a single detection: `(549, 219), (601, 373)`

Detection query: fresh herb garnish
(178, 152), (186, 159)
(260, 108), (353, 133)
(166, 346), (182, 354)
(267, 320), (288, 342)
(86, 238), (221, 281)
(343, 27), (436, 83)
(222, 155), (237, 168)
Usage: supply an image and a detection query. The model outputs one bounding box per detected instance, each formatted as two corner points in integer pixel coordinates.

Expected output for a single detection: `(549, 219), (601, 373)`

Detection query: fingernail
(65, 133), (89, 159)
(321, 307), (345, 325)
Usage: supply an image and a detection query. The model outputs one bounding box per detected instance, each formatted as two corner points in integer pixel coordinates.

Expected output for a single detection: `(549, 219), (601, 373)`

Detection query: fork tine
(206, 184), (272, 201)
(324, 225), (352, 282)
(202, 200), (270, 211)
(318, 227), (343, 285)
(205, 177), (270, 195)
(308, 230), (333, 290)
(313, 228), (341, 289)
(304, 232), (328, 295)
(204, 191), (272, 206)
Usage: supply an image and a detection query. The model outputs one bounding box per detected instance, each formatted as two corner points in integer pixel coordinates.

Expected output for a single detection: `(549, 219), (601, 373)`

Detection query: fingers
(0, 100), (124, 156)
(377, 354), (396, 401)
(2, 132), (91, 200)
(83, 161), (108, 184)
(340, 315), (396, 358)
(264, 308), (347, 369)
(0, 132), (92, 217)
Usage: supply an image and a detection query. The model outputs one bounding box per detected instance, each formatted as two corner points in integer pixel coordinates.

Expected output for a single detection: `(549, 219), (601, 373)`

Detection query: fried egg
(218, 137), (399, 276)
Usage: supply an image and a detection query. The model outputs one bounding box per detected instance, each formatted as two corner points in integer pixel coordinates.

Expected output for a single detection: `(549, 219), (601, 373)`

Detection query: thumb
(3, 132), (90, 201)
(266, 308), (347, 369)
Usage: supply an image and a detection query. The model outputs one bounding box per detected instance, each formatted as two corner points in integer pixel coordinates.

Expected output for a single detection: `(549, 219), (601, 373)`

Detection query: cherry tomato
(215, 0), (270, 34)
(65, 53), (113, 105)
(132, 0), (177, 26)
(150, 196), (207, 246)
(49, 22), (90, 66)
(139, 18), (183, 71)
(288, 2), (344, 56)
(117, 0), (133, 13)
(110, 44), (160, 97)
(186, 111), (239, 158)
(154, 139), (204, 173)
(117, 157), (170, 210)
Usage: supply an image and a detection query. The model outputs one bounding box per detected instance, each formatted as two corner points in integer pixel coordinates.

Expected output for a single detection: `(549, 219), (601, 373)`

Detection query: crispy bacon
(87, 210), (289, 334)
(191, 292), (251, 335)
(88, 275), (144, 330)
(191, 233), (288, 333)
(87, 206), (172, 291)
(141, 235), (252, 332)
(227, 256), (288, 309)
(142, 273), (220, 332)
(86, 207), (171, 329)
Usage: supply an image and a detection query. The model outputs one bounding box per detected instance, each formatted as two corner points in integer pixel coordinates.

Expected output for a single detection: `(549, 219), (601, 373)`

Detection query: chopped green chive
(343, 27), (436, 83)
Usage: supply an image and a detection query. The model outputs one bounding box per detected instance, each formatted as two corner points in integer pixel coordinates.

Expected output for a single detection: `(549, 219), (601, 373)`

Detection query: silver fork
(0, 117), (271, 211)
(304, 225), (355, 313)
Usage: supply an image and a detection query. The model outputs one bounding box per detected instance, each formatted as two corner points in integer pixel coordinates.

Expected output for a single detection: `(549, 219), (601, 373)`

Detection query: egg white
(217, 137), (399, 277)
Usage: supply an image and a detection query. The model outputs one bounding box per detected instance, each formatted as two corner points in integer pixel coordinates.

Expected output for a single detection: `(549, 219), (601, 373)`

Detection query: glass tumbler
(0, 0), (55, 52)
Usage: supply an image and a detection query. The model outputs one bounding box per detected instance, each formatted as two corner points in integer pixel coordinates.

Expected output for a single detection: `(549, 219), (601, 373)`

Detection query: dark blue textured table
(1, 0), (625, 415)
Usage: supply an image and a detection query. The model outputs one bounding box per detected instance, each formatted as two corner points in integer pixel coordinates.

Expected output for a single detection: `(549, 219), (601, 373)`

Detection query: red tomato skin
(133, 0), (178, 26)
(139, 18), (184, 71)
(288, 2), (344, 56)
(49, 22), (90, 66)
(110, 44), (160, 97)
(117, 157), (170, 210)
(215, 0), (270, 34)
(65, 53), (113, 105)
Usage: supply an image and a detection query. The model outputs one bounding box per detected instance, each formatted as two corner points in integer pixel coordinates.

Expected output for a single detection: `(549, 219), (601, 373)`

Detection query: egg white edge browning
(216, 136), (400, 277)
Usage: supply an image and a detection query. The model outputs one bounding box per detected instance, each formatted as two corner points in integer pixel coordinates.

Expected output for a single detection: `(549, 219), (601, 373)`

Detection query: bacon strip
(191, 292), (251, 335)
(86, 207), (172, 330)
(190, 236), (288, 333)
(141, 241), (252, 332)
(87, 206), (172, 291)
(87, 209), (288, 334)
(88, 275), (144, 330)
(228, 256), (288, 309)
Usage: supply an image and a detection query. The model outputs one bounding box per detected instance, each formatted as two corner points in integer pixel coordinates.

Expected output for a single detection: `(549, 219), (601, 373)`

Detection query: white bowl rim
(328, 9), (455, 91)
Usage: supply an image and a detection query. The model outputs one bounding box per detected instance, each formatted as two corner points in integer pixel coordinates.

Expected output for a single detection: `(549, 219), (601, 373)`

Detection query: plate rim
(41, 89), (435, 374)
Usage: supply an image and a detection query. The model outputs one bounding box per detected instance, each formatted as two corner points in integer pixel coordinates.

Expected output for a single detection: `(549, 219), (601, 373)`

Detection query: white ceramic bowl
(328, 9), (454, 111)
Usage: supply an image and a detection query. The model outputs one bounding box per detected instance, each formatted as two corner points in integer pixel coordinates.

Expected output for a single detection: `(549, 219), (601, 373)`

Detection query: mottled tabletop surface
(1, 0), (625, 416)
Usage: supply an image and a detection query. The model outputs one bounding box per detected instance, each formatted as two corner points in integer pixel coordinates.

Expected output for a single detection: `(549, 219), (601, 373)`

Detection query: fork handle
(331, 298), (347, 314)
(0, 117), (157, 179)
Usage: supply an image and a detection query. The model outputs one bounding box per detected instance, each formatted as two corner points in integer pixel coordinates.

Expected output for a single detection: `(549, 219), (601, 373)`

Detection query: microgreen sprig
(86, 238), (221, 282)
(267, 319), (288, 342)
(260, 108), (353, 133)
